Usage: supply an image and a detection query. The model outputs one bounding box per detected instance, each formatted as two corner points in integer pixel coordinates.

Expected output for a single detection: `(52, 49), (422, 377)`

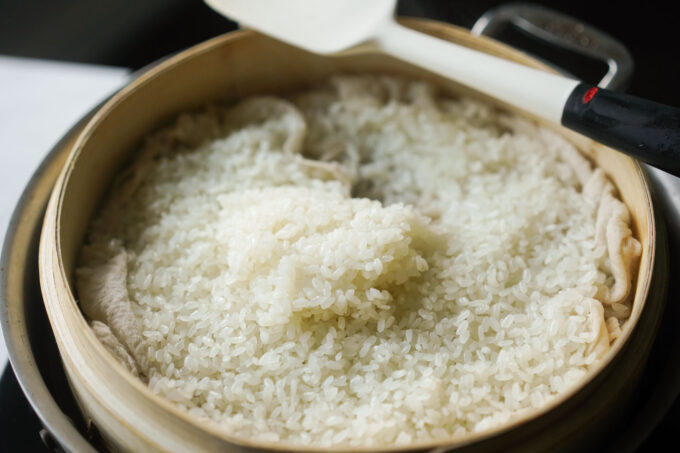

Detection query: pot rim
(1, 114), (98, 453)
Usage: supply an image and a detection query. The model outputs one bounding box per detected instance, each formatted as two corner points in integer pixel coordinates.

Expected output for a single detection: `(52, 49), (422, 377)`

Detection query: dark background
(1, 1), (678, 451)
(1, 0), (679, 103)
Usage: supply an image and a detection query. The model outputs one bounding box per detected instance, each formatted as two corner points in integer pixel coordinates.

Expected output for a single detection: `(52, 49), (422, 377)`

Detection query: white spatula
(205, 0), (680, 176)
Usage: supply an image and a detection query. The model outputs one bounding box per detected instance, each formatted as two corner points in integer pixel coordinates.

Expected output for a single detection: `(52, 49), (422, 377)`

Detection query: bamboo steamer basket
(38, 18), (663, 453)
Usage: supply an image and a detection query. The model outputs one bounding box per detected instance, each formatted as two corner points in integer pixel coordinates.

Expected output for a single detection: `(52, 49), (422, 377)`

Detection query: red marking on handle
(583, 87), (598, 104)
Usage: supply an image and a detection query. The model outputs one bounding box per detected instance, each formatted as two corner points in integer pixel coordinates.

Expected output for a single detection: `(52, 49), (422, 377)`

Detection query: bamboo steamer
(38, 19), (662, 453)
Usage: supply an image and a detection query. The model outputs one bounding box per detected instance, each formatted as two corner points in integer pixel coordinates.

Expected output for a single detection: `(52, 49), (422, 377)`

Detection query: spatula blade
(205, 0), (396, 54)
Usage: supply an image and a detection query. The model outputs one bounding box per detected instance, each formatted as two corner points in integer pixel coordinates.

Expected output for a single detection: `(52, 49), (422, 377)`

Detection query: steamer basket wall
(38, 19), (659, 453)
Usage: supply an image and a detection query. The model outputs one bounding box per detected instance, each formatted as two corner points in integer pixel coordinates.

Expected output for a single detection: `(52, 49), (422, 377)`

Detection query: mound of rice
(77, 75), (640, 447)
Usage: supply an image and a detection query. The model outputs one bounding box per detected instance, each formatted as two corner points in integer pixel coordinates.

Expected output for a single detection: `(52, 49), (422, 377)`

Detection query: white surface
(0, 55), (129, 367)
(376, 20), (580, 123)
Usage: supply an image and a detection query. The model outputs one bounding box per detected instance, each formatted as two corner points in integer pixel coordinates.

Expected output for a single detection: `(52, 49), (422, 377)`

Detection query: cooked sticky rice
(77, 75), (640, 446)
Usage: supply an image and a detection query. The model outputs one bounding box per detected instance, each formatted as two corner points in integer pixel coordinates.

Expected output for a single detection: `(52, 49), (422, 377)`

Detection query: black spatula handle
(562, 83), (680, 176)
